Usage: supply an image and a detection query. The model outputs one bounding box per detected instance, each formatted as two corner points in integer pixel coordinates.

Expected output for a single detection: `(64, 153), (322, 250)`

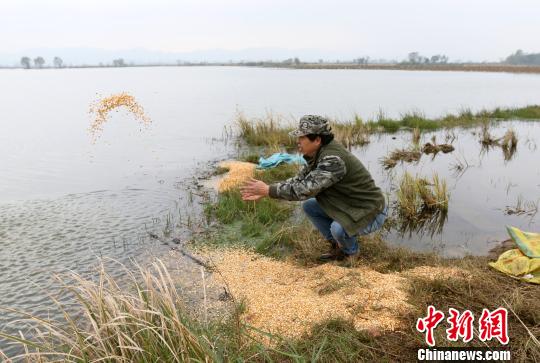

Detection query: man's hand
(240, 178), (270, 201)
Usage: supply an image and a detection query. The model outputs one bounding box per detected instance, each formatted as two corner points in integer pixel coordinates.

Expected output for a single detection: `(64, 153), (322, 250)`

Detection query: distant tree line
(281, 57), (301, 65)
(19, 56), (129, 69)
(20, 56), (61, 69)
(354, 57), (369, 65)
(404, 52), (449, 64)
(505, 50), (540, 65)
(19, 51), (540, 69)
(112, 58), (127, 67)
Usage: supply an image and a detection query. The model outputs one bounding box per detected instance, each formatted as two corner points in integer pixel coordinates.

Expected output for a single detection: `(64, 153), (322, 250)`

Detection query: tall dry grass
(330, 116), (370, 149)
(501, 129), (518, 156)
(235, 111), (294, 149)
(235, 105), (540, 148)
(0, 260), (217, 362)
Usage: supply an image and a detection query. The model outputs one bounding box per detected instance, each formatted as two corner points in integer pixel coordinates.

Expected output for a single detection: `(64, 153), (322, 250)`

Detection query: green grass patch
(401, 111), (439, 130)
(211, 189), (293, 226)
(239, 152), (260, 164)
(272, 319), (385, 362)
(235, 105), (540, 148)
(201, 164), (301, 253)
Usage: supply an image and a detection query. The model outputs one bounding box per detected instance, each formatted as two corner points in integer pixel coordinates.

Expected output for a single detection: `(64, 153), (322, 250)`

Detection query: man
(240, 115), (387, 261)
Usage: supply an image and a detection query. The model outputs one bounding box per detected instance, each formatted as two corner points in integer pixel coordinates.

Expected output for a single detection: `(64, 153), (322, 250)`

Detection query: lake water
(1, 66), (540, 354)
(354, 122), (540, 257)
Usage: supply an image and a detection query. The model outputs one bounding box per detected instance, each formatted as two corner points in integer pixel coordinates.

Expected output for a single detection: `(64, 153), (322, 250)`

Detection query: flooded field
(354, 121), (540, 257)
(1, 66), (540, 354)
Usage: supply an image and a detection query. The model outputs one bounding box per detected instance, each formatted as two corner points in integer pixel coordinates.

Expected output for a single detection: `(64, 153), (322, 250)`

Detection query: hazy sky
(2, 0), (539, 61)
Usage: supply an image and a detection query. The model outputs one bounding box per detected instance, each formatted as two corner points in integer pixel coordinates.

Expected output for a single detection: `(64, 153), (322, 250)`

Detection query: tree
(20, 56), (31, 69)
(53, 56), (63, 68)
(112, 58), (126, 67)
(355, 57), (370, 65)
(33, 56), (45, 68)
(293, 57), (300, 65)
(505, 49), (540, 65)
(408, 52), (421, 64)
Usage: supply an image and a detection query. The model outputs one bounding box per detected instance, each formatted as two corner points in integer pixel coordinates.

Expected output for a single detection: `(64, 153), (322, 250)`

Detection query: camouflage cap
(289, 115), (332, 137)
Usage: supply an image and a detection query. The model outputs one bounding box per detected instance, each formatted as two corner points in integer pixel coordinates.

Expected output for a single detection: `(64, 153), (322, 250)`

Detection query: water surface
(1, 66), (540, 353)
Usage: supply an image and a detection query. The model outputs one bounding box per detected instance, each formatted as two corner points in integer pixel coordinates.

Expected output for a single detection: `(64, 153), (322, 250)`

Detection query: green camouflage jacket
(268, 155), (346, 200)
(268, 140), (385, 235)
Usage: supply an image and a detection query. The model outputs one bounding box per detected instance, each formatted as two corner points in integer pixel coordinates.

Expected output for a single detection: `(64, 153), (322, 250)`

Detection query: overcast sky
(2, 0), (539, 61)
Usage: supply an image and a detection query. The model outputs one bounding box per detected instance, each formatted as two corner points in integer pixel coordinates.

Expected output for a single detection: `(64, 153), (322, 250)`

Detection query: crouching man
(241, 115), (387, 261)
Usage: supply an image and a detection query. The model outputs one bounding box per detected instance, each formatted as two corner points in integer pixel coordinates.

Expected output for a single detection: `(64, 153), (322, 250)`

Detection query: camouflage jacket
(268, 154), (346, 201)
(268, 140), (385, 235)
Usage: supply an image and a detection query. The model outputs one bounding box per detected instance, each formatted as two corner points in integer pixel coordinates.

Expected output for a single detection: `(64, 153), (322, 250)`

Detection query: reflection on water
(395, 207), (449, 239)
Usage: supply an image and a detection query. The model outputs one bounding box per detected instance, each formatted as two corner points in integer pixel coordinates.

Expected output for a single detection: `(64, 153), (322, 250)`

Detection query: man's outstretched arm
(268, 155), (346, 201)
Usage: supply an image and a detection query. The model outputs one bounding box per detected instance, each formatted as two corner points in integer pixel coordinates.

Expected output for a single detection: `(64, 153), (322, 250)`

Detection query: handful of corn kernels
(89, 92), (151, 141)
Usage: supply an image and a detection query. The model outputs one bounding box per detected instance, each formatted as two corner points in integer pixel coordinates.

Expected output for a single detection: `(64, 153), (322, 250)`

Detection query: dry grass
(479, 124), (520, 161)
(501, 129), (518, 150)
(421, 135), (455, 155)
(235, 111), (295, 149)
(331, 116), (371, 149)
(412, 127), (421, 147)
(381, 149), (422, 169)
(504, 195), (539, 217)
(4, 240), (537, 362)
(0, 259), (216, 362)
(265, 62), (540, 75)
(480, 122), (501, 146)
(501, 129), (518, 161)
(396, 172), (448, 219)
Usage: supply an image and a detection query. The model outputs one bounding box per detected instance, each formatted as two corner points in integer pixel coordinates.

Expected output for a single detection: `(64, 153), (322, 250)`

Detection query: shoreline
(2, 63), (540, 74)
(1, 113), (539, 361)
(182, 158), (540, 361)
(257, 63), (540, 74)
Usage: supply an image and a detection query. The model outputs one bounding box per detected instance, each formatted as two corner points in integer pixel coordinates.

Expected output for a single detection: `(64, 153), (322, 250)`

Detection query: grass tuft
(0, 260), (218, 362)
(381, 149), (421, 169)
(235, 111), (295, 148)
(236, 105), (540, 149)
(397, 172), (448, 216)
(331, 116), (371, 149)
(394, 172), (449, 236)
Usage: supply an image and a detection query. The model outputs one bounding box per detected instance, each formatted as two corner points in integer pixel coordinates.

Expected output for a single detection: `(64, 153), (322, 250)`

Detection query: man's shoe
(318, 249), (347, 262)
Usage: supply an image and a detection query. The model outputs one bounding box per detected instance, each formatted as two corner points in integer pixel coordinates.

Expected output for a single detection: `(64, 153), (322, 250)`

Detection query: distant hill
(505, 50), (540, 65)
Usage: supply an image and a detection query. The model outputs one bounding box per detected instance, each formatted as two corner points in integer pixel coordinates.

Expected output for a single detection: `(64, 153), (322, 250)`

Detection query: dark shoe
(318, 249), (347, 262)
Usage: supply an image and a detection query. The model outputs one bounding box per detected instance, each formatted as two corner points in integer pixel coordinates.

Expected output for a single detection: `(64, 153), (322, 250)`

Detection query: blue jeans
(302, 198), (388, 255)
